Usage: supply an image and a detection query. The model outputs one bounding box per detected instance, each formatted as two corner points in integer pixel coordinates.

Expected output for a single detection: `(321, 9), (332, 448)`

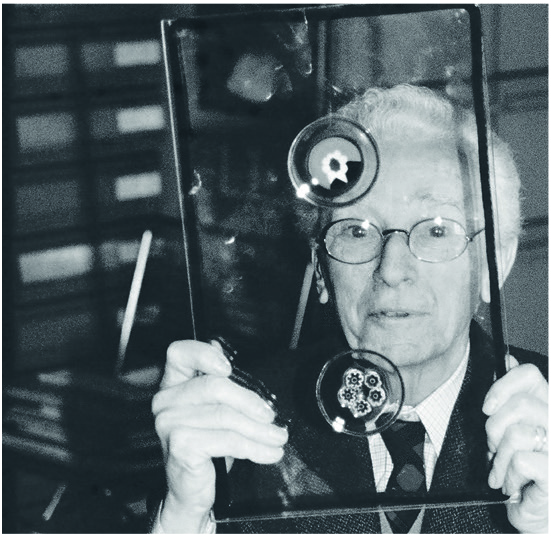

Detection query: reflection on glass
(164, 4), (513, 526)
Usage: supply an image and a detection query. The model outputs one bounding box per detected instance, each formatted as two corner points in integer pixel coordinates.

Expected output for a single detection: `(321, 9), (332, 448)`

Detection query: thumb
(505, 353), (520, 372)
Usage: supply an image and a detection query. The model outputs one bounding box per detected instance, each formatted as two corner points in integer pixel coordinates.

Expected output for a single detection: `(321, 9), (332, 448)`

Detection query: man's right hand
(152, 340), (288, 533)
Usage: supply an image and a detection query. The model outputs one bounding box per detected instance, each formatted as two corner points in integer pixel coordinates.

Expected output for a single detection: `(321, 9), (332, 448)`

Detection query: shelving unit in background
(3, 5), (193, 532)
(5, 4), (192, 376)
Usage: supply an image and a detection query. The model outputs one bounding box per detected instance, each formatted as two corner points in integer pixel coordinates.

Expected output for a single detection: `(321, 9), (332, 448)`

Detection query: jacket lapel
(422, 322), (514, 533)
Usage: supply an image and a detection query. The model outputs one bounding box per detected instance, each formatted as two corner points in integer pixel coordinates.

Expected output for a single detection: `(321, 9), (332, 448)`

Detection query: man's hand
(483, 354), (548, 533)
(152, 340), (288, 533)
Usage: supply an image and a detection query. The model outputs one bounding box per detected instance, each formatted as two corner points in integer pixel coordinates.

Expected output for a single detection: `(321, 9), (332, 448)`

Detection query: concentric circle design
(288, 116), (379, 207)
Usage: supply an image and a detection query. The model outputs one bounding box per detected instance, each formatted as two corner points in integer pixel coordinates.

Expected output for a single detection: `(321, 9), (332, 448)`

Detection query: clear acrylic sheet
(162, 4), (512, 524)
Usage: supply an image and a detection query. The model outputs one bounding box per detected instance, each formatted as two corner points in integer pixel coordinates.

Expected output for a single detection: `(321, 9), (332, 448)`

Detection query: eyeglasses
(320, 217), (485, 264)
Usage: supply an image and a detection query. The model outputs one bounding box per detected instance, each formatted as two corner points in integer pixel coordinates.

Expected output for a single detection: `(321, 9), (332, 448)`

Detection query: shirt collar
(399, 342), (470, 456)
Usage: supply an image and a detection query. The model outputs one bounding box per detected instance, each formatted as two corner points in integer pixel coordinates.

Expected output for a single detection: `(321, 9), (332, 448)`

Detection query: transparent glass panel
(163, 5), (518, 526)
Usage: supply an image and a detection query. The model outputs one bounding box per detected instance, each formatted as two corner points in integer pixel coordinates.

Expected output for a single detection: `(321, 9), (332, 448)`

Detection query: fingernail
(269, 447), (285, 463)
(505, 353), (519, 371)
(257, 402), (276, 421)
(488, 470), (497, 488)
(274, 446), (285, 462)
(214, 351), (232, 374)
(209, 340), (232, 372)
(483, 396), (497, 415)
(269, 425), (288, 442)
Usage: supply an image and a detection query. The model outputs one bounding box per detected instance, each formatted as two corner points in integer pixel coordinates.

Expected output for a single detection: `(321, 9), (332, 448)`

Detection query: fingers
(160, 340), (232, 389)
(153, 374), (276, 424)
(153, 374), (286, 469)
(182, 404), (287, 446)
(152, 338), (288, 531)
(505, 452), (549, 533)
(153, 351), (288, 467)
(167, 427), (286, 469)
(485, 394), (547, 453)
(489, 423), (547, 489)
(487, 420), (549, 534)
(482, 354), (548, 533)
(502, 451), (548, 497)
(484, 361), (547, 493)
(505, 353), (520, 372)
(483, 362), (548, 416)
(156, 402), (288, 450)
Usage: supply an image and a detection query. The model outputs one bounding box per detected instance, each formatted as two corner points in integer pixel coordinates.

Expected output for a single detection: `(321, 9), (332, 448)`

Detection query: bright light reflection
(434, 216), (443, 225)
(311, 177), (319, 186)
(297, 184), (311, 199)
(361, 220), (371, 229)
(331, 417), (345, 433)
(225, 236), (236, 245)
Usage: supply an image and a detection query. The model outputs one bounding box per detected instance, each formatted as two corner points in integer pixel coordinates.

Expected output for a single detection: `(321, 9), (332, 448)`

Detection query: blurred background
(3, 4), (547, 533)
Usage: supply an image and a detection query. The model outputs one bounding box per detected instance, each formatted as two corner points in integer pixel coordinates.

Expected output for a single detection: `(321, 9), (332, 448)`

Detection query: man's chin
(354, 333), (428, 366)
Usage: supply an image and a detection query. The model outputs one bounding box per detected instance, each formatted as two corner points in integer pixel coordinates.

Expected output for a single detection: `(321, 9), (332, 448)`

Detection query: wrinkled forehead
(333, 134), (481, 219)
(380, 134), (462, 184)
(393, 117), (483, 196)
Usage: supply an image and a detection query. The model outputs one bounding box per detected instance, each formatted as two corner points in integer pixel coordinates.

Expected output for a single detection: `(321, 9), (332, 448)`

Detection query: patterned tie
(381, 420), (427, 533)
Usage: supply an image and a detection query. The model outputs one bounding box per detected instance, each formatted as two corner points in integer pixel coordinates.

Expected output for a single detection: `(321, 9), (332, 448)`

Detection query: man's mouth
(368, 310), (425, 319)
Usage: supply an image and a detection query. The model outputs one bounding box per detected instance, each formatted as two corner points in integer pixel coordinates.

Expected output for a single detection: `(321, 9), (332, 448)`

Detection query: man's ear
(480, 237), (518, 303)
(312, 249), (329, 305)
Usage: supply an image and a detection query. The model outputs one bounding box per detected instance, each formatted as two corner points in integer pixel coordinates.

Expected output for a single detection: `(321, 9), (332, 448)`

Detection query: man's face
(324, 137), (481, 379)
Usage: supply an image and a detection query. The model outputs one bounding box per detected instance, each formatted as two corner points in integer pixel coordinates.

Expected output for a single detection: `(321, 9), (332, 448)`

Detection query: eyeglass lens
(324, 218), (471, 263)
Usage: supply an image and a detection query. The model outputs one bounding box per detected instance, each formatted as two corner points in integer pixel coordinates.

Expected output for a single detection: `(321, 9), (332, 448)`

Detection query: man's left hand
(483, 354), (548, 533)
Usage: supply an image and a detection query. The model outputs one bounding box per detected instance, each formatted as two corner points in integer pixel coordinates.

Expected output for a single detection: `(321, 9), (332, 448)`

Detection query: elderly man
(151, 85), (548, 533)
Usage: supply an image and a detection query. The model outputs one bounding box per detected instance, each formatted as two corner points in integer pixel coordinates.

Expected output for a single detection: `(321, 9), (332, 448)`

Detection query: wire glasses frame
(319, 217), (485, 264)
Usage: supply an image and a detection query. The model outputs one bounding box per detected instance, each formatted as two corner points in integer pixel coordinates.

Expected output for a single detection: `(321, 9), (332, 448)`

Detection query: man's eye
(346, 225), (368, 239)
(429, 225), (447, 238)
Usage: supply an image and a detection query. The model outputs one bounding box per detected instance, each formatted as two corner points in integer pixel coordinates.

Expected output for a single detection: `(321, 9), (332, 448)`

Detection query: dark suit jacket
(217, 322), (547, 534)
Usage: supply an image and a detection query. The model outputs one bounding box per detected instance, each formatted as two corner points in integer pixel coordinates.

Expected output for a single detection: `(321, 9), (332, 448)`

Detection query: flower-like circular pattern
(336, 364), (388, 421)
(351, 397), (372, 418)
(364, 369), (382, 388)
(344, 368), (364, 388)
(321, 150), (349, 186)
(367, 386), (386, 407)
(317, 349), (402, 437)
(338, 386), (358, 408)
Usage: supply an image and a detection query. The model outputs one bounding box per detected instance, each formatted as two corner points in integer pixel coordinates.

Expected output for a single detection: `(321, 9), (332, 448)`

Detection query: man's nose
(374, 230), (415, 286)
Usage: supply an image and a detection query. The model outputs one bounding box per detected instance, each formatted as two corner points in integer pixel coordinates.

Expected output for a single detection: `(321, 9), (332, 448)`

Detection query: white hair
(295, 84), (522, 248)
